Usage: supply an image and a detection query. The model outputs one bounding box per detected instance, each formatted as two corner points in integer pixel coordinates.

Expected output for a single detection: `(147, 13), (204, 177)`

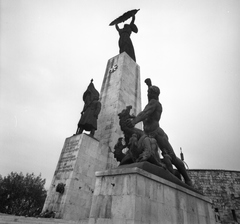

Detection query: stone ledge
(95, 162), (211, 203)
(0, 213), (88, 224)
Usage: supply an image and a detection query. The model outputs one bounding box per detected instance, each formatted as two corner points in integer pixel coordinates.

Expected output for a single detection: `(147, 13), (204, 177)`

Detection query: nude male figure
(127, 79), (192, 186)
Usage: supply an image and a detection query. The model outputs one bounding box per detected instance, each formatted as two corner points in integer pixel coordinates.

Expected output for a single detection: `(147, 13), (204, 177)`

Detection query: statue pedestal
(88, 163), (216, 224)
(42, 134), (109, 221)
(95, 52), (142, 151)
(42, 53), (142, 222)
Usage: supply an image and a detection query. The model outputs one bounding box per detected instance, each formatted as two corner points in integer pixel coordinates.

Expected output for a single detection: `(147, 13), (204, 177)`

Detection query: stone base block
(42, 134), (112, 221)
(0, 213), (88, 224)
(89, 163), (216, 224)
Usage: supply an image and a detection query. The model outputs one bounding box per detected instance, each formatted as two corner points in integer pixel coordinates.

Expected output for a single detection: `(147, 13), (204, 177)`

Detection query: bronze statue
(126, 78), (192, 186)
(76, 79), (101, 137)
(116, 106), (170, 171)
(110, 9), (139, 62)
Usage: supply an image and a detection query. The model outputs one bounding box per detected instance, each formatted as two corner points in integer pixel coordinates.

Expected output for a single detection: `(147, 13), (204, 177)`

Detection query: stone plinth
(0, 213), (88, 224)
(95, 52), (142, 151)
(42, 134), (109, 221)
(42, 53), (143, 222)
(88, 163), (216, 224)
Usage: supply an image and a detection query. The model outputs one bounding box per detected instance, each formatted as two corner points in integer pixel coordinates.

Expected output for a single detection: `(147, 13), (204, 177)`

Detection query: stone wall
(188, 169), (240, 224)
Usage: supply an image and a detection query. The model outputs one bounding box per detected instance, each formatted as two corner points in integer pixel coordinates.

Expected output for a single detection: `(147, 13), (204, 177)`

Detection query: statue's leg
(90, 129), (95, 137)
(173, 169), (182, 180)
(171, 156), (192, 186)
(154, 129), (192, 186)
(119, 153), (134, 166)
(162, 156), (174, 174)
(76, 126), (83, 135)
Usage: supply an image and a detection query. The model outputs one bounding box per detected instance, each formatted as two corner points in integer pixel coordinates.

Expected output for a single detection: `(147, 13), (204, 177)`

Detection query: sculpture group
(75, 10), (192, 186)
(114, 78), (192, 186)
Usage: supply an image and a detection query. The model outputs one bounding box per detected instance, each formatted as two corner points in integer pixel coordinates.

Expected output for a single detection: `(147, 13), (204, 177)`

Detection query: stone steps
(0, 214), (88, 224)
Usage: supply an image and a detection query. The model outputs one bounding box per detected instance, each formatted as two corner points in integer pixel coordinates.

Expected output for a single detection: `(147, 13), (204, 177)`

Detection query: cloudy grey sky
(1, 0), (240, 188)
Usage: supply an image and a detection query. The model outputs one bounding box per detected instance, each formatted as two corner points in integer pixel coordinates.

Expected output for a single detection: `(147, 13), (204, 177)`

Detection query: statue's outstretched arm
(132, 99), (156, 125)
(130, 15), (138, 33)
(130, 15), (135, 24)
(115, 24), (120, 31)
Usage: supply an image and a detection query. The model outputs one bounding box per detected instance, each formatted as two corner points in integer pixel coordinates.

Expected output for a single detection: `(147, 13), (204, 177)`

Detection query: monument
(42, 9), (216, 224)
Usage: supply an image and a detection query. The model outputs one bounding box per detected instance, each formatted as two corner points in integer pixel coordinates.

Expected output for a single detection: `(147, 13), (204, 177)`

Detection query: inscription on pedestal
(55, 140), (79, 174)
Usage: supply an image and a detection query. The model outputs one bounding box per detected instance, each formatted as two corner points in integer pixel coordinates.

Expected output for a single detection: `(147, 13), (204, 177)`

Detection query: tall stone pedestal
(42, 52), (142, 222)
(95, 52), (142, 150)
(42, 134), (109, 221)
(88, 163), (216, 224)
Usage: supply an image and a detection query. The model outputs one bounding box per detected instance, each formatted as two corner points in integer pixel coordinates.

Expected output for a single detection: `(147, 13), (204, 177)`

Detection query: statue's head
(126, 105), (132, 111)
(83, 79), (100, 102)
(148, 85), (160, 100)
(145, 78), (160, 100)
(118, 106), (131, 118)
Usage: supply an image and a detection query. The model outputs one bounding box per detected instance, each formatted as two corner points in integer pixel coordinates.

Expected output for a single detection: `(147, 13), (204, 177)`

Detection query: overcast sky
(1, 0), (240, 189)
